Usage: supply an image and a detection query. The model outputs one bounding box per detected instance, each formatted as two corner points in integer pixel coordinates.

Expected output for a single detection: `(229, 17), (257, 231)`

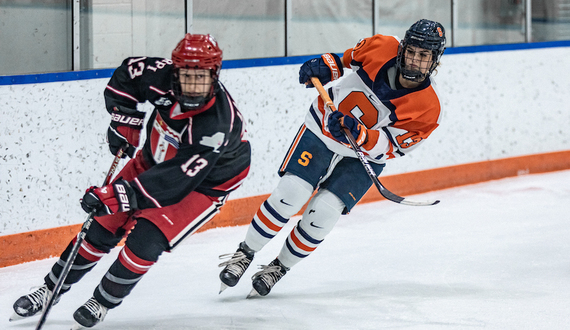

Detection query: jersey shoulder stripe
(344, 35), (400, 84)
(390, 83), (441, 139)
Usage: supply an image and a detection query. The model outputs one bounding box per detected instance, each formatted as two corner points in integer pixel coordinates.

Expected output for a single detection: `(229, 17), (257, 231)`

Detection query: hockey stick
(310, 77), (439, 206)
(35, 147), (125, 330)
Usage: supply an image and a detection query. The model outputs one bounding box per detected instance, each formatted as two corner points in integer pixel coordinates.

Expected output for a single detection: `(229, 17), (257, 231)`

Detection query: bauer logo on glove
(80, 180), (137, 216)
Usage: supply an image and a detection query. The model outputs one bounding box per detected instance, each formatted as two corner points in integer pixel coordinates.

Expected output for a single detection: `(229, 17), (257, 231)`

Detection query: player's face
(178, 68), (213, 98)
(403, 45), (433, 76)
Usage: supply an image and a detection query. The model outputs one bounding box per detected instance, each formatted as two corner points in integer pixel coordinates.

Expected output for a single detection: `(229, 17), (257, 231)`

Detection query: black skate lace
(251, 265), (284, 287)
(83, 298), (107, 321)
(218, 252), (252, 276)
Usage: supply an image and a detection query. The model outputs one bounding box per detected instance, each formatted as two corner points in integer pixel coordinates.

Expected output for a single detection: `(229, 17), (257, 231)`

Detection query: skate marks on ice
(1, 170), (570, 329)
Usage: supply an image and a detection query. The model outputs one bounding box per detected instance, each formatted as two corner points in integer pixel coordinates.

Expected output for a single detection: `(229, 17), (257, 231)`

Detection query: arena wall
(1, 44), (569, 267)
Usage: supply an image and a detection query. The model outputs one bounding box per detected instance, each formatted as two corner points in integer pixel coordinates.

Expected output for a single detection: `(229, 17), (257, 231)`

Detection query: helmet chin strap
(400, 69), (427, 83)
(171, 69), (219, 112)
(397, 63), (426, 83)
(180, 95), (207, 111)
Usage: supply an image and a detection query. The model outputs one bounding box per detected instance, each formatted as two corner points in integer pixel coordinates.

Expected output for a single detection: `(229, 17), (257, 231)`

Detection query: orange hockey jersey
(304, 34), (442, 163)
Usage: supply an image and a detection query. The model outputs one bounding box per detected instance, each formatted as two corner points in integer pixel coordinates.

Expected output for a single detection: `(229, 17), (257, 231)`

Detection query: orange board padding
(1, 150), (569, 268)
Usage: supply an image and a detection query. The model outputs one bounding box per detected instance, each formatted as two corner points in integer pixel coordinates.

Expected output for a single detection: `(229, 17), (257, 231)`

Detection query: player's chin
(185, 93), (208, 98)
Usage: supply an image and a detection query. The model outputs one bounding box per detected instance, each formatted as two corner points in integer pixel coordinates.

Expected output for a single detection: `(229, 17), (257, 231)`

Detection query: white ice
(1, 170), (569, 330)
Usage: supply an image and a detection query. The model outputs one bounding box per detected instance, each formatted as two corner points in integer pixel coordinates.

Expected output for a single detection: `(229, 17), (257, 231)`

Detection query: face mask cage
(396, 42), (442, 83)
(396, 20), (446, 83)
(171, 68), (219, 111)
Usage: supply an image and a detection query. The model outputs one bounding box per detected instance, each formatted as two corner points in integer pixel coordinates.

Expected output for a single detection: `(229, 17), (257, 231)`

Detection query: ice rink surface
(1, 170), (569, 330)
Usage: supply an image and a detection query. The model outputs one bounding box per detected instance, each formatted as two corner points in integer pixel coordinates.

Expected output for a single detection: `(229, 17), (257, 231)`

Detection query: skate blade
(246, 288), (261, 299)
(219, 282), (229, 294)
(9, 312), (26, 322)
(70, 322), (85, 330)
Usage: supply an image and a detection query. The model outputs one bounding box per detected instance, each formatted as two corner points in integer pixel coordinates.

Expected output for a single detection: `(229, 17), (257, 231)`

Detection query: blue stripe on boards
(0, 68), (116, 85)
(2, 41), (569, 86)
(444, 40), (570, 55)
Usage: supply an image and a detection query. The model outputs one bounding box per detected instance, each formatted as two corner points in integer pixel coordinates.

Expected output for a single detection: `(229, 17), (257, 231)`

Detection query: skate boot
(248, 258), (289, 298)
(71, 297), (108, 329)
(10, 284), (60, 321)
(218, 241), (255, 293)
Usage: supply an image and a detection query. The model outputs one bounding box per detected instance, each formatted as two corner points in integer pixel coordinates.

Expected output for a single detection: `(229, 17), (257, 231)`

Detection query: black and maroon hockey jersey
(103, 56), (251, 210)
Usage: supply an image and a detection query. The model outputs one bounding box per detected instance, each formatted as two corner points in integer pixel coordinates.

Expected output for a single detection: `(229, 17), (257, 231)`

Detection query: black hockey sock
(44, 220), (122, 292)
(93, 219), (168, 309)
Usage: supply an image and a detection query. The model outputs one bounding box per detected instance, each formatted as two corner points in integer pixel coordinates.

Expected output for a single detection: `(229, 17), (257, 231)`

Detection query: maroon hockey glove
(328, 111), (368, 147)
(299, 53), (343, 87)
(107, 106), (145, 158)
(81, 180), (137, 217)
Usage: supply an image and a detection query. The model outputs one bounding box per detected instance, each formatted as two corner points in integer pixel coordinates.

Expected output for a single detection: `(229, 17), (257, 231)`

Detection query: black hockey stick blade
(352, 141), (440, 206)
(373, 177), (440, 206)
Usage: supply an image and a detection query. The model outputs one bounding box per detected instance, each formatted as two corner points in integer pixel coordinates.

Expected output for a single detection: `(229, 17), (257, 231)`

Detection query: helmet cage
(396, 19), (446, 82)
(171, 68), (220, 111)
(171, 34), (223, 111)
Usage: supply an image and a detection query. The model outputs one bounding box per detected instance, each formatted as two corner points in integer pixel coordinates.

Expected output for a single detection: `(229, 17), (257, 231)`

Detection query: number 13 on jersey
(181, 154), (208, 177)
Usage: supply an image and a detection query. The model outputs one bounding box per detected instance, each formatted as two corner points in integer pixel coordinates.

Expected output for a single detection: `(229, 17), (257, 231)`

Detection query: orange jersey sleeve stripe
(347, 35), (400, 83)
(361, 129), (380, 151)
(316, 96), (331, 137)
(390, 86), (441, 139)
(342, 48), (352, 69)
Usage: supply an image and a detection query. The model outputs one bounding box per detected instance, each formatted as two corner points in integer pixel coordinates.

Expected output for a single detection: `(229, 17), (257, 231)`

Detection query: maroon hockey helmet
(172, 33), (223, 77)
(171, 34), (223, 111)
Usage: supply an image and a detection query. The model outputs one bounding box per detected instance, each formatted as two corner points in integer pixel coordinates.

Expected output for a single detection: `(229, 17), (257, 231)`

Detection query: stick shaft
(35, 148), (125, 330)
(310, 77), (439, 206)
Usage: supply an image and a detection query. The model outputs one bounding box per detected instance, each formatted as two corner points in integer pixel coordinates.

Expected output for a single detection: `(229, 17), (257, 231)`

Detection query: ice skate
(218, 241), (255, 293)
(10, 284), (59, 321)
(247, 258), (288, 298)
(71, 297), (108, 329)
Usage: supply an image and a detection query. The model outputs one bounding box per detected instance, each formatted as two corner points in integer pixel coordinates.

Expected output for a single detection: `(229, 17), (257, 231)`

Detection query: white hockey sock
(277, 189), (344, 269)
(245, 173), (313, 252)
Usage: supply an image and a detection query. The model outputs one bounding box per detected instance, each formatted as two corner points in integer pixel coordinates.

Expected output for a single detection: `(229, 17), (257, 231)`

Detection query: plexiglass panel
(0, 0), (71, 74)
(288, 0), (372, 56)
(192, 0), (285, 60)
(1, 0), (570, 75)
(374, 0), (451, 44)
(532, 0), (570, 42)
(80, 0), (185, 70)
(454, 0), (526, 46)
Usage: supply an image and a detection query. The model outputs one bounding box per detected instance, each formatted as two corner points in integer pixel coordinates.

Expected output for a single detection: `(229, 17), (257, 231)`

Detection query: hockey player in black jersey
(11, 34), (251, 329)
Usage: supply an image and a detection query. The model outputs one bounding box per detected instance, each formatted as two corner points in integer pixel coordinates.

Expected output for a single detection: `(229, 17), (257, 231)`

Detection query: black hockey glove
(328, 111), (368, 147)
(81, 179), (138, 217)
(299, 53), (344, 87)
(107, 106), (145, 158)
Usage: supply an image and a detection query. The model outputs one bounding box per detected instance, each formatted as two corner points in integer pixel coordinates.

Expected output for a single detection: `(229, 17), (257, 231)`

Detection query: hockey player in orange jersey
(219, 19), (446, 297)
